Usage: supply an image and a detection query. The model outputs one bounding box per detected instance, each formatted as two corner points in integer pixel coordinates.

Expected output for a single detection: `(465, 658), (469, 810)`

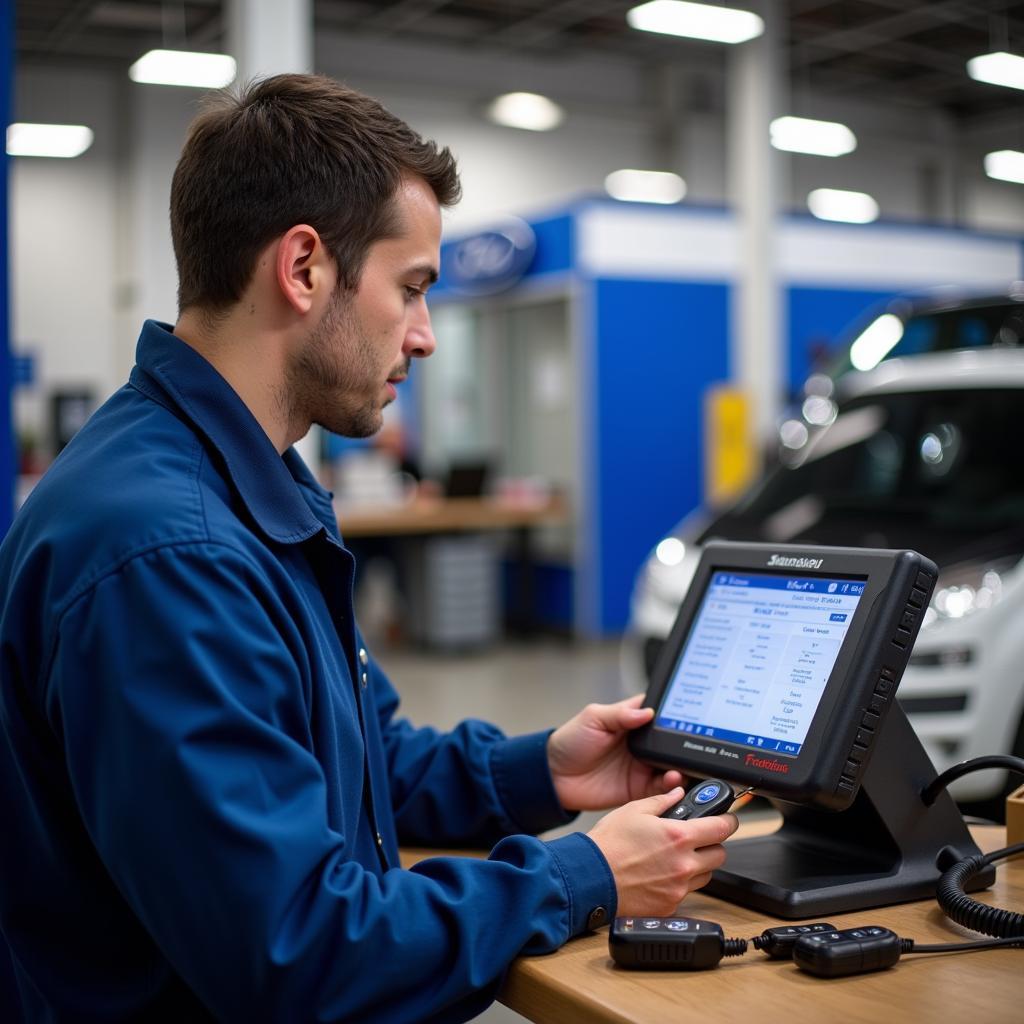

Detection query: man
(0, 74), (737, 1021)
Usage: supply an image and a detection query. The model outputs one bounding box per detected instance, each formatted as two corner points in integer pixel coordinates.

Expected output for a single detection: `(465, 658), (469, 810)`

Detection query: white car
(624, 349), (1024, 813)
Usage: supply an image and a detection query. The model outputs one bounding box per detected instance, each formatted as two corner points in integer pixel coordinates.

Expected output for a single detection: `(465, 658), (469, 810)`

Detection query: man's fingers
(688, 871), (714, 892)
(636, 786), (685, 815)
(680, 812), (740, 846)
(580, 695), (653, 734)
(611, 695), (653, 728)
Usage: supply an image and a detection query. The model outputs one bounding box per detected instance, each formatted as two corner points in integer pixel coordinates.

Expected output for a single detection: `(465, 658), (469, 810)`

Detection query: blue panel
(786, 287), (898, 395)
(526, 214), (573, 276)
(501, 560), (573, 631)
(0, 0), (11, 535)
(593, 279), (730, 633)
(11, 353), (35, 388)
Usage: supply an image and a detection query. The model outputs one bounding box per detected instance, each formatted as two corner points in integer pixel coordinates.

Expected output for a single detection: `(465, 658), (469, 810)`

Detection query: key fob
(793, 926), (901, 977)
(660, 779), (735, 820)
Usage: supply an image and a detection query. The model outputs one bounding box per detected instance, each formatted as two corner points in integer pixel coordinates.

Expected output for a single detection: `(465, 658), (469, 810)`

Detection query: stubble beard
(287, 289), (388, 440)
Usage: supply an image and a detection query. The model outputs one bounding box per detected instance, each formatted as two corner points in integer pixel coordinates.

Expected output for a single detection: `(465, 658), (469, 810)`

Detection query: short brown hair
(170, 73), (461, 313)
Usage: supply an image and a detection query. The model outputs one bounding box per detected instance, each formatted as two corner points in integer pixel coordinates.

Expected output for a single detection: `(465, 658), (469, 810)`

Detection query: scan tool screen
(655, 570), (865, 757)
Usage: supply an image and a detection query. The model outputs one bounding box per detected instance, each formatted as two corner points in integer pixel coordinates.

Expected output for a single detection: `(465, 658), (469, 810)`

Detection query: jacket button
(376, 832), (383, 846)
(361, 672), (368, 689)
(586, 906), (608, 930)
(359, 647), (368, 666)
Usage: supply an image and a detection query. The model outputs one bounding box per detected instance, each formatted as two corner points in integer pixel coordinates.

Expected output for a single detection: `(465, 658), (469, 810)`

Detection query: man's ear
(275, 224), (335, 315)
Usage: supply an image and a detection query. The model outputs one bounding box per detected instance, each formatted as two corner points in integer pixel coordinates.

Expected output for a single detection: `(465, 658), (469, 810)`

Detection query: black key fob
(660, 779), (735, 820)
(793, 926), (901, 977)
(755, 923), (837, 959)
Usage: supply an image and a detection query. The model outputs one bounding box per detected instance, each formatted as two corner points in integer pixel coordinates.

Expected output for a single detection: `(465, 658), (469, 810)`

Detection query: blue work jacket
(0, 320), (615, 1022)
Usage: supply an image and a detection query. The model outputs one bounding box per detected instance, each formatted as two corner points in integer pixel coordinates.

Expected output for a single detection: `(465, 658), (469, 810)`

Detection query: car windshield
(826, 302), (1024, 378)
(706, 387), (1024, 565)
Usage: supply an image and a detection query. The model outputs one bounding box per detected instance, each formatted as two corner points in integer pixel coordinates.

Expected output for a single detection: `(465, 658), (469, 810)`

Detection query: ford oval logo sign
(444, 218), (536, 294)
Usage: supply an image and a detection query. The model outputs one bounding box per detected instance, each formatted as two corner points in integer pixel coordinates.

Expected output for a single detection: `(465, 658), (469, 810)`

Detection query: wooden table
(336, 495), (570, 634)
(335, 494), (569, 537)
(501, 819), (1021, 1024)
(405, 817), (1020, 1024)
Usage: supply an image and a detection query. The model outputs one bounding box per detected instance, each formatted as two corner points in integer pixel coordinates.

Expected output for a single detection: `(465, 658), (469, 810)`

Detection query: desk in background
(337, 495), (570, 637)
(337, 494), (569, 537)
(404, 818), (1020, 1024)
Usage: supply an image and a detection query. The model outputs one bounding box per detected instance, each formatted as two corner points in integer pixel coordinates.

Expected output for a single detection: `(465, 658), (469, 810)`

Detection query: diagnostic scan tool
(631, 542), (993, 917)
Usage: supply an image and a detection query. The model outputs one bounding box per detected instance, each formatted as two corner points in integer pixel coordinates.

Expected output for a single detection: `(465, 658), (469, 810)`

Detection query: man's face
(288, 175), (441, 438)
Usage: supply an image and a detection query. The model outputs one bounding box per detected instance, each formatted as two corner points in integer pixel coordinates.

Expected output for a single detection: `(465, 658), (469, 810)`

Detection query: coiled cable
(935, 842), (1024, 938)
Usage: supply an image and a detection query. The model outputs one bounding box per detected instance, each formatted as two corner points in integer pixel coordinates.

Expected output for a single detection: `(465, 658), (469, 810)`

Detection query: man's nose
(404, 302), (436, 359)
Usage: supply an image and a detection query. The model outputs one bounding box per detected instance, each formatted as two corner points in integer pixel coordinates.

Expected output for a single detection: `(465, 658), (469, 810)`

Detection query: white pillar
(227, 0), (321, 473)
(727, 0), (786, 451)
(228, 0), (313, 88)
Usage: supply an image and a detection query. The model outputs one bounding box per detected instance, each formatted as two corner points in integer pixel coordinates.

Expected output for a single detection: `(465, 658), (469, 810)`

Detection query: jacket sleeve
(368, 650), (579, 847)
(49, 542), (615, 1023)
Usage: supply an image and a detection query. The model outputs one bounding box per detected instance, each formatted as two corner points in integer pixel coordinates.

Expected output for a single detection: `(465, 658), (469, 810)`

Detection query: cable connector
(751, 922), (837, 959)
(609, 916), (747, 970)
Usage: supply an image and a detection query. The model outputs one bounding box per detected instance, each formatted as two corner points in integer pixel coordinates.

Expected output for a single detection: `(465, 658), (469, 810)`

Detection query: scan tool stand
(706, 704), (996, 918)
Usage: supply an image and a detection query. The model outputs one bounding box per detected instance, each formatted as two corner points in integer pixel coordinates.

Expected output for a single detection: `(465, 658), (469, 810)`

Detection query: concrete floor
(381, 637), (629, 737)
(375, 636), (628, 1024)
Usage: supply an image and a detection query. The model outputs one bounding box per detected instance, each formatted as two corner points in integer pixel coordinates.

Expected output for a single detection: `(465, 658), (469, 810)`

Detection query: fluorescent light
(129, 49), (236, 88)
(6, 123), (94, 158)
(627, 1), (764, 45)
(807, 187), (879, 224)
(967, 51), (1024, 91)
(605, 168), (686, 204)
(984, 149), (1024, 184)
(770, 116), (856, 157)
(486, 92), (565, 131)
(849, 313), (904, 371)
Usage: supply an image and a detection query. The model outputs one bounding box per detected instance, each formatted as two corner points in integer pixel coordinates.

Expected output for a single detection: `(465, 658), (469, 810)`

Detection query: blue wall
(592, 278), (730, 632)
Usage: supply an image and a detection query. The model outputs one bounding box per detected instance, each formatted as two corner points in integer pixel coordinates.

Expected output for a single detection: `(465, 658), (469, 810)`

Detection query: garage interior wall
(428, 200), (1022, 636)
(11, 27), (1024, 436)
(8, 18), (1024, 618)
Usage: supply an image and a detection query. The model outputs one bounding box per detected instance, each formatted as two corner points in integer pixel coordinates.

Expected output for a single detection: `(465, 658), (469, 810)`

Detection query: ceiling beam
(485, 0), (624, 48)
(40, 0), (102, 55)
(792, 0), (1024, 72)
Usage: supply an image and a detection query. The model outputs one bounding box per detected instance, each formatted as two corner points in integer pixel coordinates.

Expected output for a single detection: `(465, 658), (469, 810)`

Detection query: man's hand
(588, 789), (739, 915)
(547, 695), (684, 811)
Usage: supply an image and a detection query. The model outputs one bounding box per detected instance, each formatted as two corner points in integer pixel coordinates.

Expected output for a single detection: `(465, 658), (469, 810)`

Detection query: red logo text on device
(745, 753), (790, 774)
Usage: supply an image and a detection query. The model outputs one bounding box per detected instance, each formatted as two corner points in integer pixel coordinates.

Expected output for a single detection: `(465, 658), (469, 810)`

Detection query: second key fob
(661, 779), (735, 820)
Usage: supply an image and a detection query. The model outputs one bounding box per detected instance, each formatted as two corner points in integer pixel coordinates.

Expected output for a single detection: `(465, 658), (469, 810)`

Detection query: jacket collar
(129, 319), (337, 546)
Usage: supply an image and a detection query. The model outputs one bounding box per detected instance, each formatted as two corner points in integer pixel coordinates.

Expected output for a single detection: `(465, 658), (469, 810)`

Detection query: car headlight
(640, 539), (698, 606)
(923, 559), (1016, 626)
(654, 537), (686, 567)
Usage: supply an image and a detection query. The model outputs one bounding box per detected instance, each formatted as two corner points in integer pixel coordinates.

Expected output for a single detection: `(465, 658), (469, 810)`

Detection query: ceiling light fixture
(486, 92), (565, 131)
(807, 188), (879, 224)
(128, 49), (237, 88)
(770, 116), (857, 157)
(984, 149), (1024, 184)
(6, 123), (94, 158)
(627, 1), (764, 45)
(605, 168), (687, 204)
(966, 51), (1024, 91)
